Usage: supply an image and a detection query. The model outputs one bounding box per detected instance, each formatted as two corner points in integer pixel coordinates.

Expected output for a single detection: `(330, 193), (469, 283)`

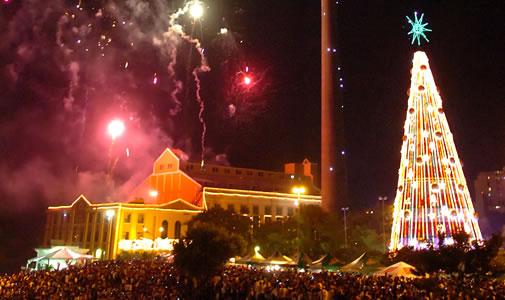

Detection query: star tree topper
(406, 12), (432, 46)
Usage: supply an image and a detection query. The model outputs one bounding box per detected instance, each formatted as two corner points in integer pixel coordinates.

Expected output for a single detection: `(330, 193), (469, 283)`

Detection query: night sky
(1, 0), (504, 273)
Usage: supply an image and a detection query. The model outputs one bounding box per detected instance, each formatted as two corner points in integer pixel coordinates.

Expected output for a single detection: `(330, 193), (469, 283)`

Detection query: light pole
(292, 186), (306, 207)
(105, 209), (115, 259)
(291, 186), (305, 255)
(378, 196), (388, 252)
(341, 207), (349, 248)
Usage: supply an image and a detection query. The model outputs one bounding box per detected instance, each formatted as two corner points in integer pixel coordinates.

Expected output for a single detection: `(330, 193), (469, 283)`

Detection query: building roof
(49, 148), (321, 209)
(48, 195), (203, 212)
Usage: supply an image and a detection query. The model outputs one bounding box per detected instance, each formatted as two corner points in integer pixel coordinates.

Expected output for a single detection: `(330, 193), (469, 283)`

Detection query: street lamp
(292, 186), (306, 207)
(292, 186), (305, 255)
(341, 207), (349, 248)
(378, 196), (388, 252)
(105, 209), (115, 220)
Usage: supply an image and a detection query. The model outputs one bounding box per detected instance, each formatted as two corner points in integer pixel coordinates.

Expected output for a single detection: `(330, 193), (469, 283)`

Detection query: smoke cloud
(0, 0), (229, 210)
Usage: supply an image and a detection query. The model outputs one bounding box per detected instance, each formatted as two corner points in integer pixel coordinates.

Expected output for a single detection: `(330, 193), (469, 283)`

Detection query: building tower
(389, 51), (482, 251)
(321, 0), (347, 212)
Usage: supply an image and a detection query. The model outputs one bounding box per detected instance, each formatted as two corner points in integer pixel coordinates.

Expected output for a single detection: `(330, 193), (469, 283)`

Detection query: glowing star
(107, 119), (125, 140)
(406, 12), (432, 46)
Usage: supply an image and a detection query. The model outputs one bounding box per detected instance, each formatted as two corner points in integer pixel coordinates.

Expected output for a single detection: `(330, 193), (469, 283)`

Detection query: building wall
(181, 161), (316, 194)
(203, 187), (321, 224)
(128, 148), (320, 208)
(474, 168), (505, 236)
(128, 149), (203, 206)
(284, 158), (320, 188)
(44, 196), (201, 259)
(42, 148), (322, 259)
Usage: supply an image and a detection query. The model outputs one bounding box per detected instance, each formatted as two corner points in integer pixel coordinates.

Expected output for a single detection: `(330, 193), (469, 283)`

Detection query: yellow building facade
(42, 148), (321, 259)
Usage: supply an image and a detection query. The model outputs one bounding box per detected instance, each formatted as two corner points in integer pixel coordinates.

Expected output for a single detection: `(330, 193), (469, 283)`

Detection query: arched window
(161, 220), (168, 239)
(174, 221), (181, 239)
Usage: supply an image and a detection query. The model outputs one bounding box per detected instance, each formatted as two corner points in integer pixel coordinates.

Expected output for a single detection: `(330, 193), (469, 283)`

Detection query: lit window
(174, 221), (181, 239)
(264, 206), (272, 215)
(276, 206), (283, 216)
(288, 207), (294, 216)
(137, 214), (144, 224)
(253, 206), (259, 215)
(161, 220), (168, 239)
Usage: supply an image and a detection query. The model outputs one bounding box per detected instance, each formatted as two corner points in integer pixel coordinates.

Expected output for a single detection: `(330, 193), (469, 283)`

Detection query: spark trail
(167, 1), (210, 166)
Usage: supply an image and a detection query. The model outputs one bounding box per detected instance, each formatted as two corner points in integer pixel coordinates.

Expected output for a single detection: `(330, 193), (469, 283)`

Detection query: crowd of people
(1, 259), (504, 299)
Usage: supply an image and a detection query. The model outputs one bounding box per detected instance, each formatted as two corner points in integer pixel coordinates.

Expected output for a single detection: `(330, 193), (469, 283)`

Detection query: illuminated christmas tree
(389, 51), (483, 251)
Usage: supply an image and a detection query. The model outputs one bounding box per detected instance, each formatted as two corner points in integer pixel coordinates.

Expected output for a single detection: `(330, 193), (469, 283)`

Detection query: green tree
(387, 233), (504, 275)
(347, 203), (394, 254)
(251, 205), (341, 258)
(253, 218), (297, 256)
(297, 205), (340, 257)
(173, 221), (245, 294)
(188, 206), (251, 241)
(466, 233), (503, 273)
(350, 225), (383, 252)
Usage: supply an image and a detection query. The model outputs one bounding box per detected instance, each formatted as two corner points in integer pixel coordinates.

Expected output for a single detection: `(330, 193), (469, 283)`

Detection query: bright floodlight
(149, 190), (159, 198)
(108, 119), (125, 140)
(105, 209), (115, 219)
(292, 186), (306, 194)
(189, 1), (204, 20)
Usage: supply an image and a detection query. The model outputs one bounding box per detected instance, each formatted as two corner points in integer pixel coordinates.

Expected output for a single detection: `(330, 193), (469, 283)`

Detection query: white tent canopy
(267, 252), (296, 266)
(374, 261), (419, 278)
(340, 252), (366, 273)
(26, 246), (92, 271)
(42, 247), (93, 260)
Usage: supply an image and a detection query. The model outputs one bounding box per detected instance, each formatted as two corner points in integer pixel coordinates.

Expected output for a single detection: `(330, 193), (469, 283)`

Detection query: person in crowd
(1, 259), (504, 299)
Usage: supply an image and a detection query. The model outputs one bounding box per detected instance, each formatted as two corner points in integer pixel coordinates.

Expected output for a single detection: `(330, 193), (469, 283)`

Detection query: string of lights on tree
(389, 14), (482, 251)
